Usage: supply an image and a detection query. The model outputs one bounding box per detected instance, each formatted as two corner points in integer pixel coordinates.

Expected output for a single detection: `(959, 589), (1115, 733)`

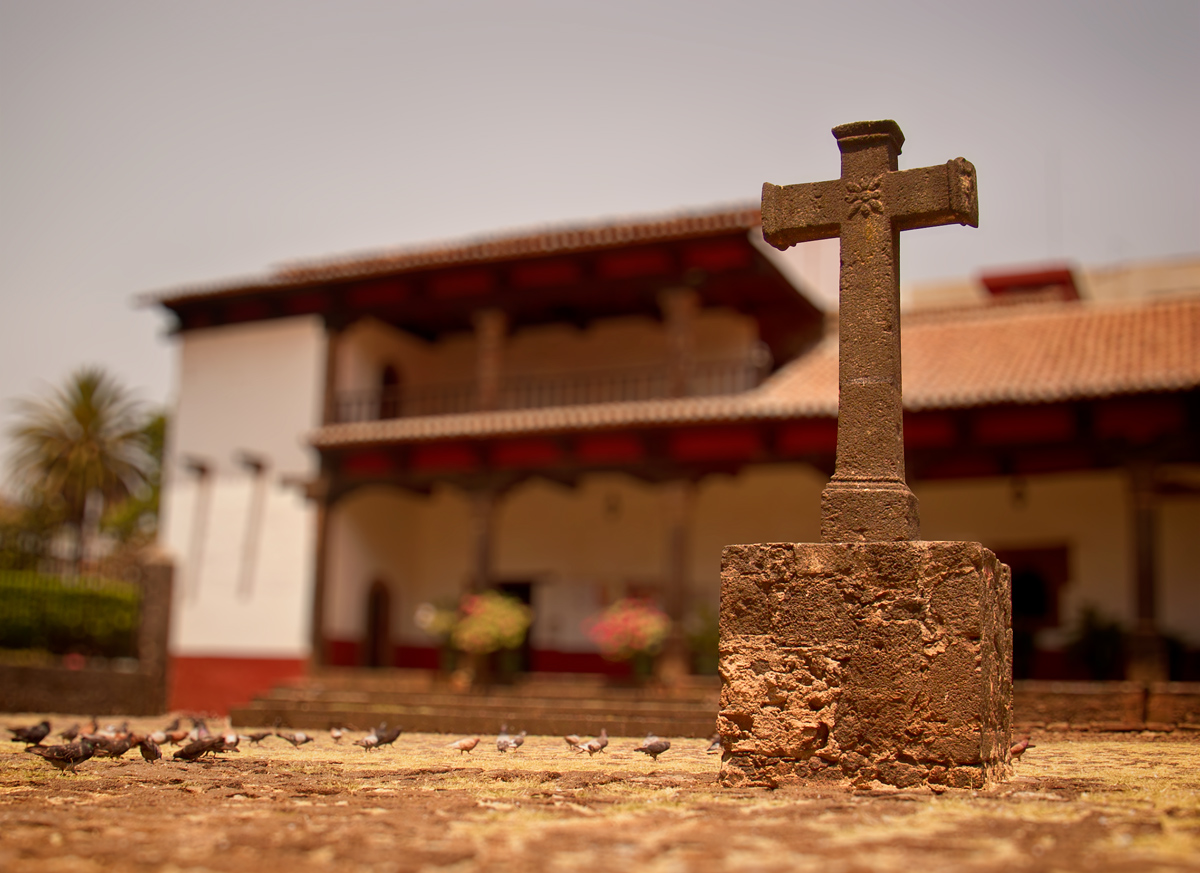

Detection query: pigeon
(59, 723), (81, 742)
(329, 726), (345, 744)
(27, 738), (94, 774)
(706, 734), (722, 754)
(138, 737), (162, 763)
(497, 729), (526, 753)
(354, 733), (380, 751)
(634, 735), (671, 762)
(375, 725), (403, 749)
(162, 725), (191, 746)
(88, 734), (135, 759)
(564, 735), (584, 752)
(242, 731), (273, 745)
(579, 729), (608, 756)
(1010, 737), (1036, 760)
(448, 737), (480, 754)
(8, 720), (51, 746)
(276, 731), (314, 748)
(573, 729), (598, 755)
(173, 736), (226, 762)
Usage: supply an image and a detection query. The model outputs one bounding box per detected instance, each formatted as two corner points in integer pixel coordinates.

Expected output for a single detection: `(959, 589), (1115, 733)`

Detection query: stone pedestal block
(718, 541), (1012, 789)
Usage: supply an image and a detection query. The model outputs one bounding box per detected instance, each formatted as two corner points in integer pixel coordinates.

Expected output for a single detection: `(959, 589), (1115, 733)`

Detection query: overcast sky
(1, 0), (1198, 469)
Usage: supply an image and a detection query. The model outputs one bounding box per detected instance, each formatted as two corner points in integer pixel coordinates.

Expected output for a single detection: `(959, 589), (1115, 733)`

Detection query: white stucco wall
(322, 465), (828, 655)
(161, 316), (325, 657)
(918, 473), (1122, 652)
(325, 485), (422, 642)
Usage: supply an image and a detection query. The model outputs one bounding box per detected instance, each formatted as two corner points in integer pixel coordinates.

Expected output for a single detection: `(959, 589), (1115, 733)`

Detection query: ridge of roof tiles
(309, 294), (1200, 448)
(276, 203), (762, 281)
(148, 204), (762, 306)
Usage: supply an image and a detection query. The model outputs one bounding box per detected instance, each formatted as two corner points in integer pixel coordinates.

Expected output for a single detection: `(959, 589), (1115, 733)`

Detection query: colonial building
(150, 206), (1200, 713)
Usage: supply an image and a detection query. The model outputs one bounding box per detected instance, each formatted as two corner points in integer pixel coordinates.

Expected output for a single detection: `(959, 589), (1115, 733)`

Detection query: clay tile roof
(902, 293), (1200, 408)
(148, 204), (762, 306)
(309, 294), (1200, 448)
(767, 294), (1200, 412)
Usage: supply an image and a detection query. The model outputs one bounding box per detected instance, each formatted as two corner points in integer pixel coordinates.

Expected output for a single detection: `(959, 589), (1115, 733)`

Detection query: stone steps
(230, 670), (721, 738)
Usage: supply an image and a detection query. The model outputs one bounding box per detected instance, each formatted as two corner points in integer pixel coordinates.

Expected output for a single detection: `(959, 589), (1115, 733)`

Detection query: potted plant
(451, 591), (532, 684)
(585, 597), (671, 681)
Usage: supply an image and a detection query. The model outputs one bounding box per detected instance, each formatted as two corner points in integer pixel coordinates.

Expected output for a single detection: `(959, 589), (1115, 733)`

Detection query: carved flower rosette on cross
(846, 174), (884, 218)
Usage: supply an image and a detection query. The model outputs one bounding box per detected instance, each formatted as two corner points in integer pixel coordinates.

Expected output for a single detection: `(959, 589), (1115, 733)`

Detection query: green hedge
(0, 571), (141, 659)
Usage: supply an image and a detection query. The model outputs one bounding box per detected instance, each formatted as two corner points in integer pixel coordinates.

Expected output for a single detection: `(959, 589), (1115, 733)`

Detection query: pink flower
(584, 598), (671, 661)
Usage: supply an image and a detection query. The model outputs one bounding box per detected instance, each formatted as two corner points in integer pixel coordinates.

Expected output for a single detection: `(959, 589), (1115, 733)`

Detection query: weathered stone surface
(718, 540), (1012, 789)
(724, 121), (1006, 789)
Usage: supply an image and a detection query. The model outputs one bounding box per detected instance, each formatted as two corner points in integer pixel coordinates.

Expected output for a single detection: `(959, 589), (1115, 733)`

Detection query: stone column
(659, 288), (699, 397)
(658, 480), (695, 683)
(474, 309), (508, 412)
(307, 477), (332, 668)
(1127, 461), (1167, 682)
(468, 488), (497, 593)
(322, 322), (343, 425)
(138, 551), (174, 714)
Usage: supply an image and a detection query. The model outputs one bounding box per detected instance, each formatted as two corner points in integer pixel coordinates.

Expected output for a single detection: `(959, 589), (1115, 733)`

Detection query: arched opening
(364, 578), (393, 668)
(378, 364), (402, 419)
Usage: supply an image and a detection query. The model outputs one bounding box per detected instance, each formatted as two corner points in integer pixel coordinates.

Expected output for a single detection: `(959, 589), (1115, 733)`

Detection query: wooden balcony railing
(333, 357), (765, 423)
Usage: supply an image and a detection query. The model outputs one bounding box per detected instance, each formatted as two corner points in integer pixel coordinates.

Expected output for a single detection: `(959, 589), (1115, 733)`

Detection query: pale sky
(1, 0), (1198, 471)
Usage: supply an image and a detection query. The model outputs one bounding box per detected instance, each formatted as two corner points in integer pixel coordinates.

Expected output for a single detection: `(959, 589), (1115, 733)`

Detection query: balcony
(333, 356), (767, 423)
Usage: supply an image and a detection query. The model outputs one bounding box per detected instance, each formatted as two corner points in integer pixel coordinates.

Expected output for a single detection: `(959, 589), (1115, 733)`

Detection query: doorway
(364, 578), (393, 668)
(496, 581), (534, 673)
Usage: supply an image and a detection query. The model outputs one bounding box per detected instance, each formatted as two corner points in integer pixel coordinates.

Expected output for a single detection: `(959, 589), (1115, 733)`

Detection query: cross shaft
(762, 120), (978, 542)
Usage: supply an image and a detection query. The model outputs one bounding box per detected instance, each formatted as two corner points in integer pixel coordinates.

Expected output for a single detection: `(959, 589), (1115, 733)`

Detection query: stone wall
(719, 541), (1012, 789)
(1014, 680), (1200, 729)
(0, 558), (173, 716)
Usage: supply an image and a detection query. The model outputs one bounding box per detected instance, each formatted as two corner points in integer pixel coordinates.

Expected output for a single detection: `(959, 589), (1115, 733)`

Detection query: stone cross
(762, 120), (978, 542)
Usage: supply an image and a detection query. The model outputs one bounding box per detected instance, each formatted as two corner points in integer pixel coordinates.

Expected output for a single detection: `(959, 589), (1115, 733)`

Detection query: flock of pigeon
(8, 717), (707, 775)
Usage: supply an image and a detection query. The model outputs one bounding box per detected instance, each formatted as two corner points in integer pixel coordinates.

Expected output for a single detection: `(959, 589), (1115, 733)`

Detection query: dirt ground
(2, 714), (1199, 873)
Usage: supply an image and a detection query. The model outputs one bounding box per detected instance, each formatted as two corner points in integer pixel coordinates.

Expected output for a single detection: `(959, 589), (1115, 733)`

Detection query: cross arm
(886, 158), (979, 231)
(761, 179), (844, 250)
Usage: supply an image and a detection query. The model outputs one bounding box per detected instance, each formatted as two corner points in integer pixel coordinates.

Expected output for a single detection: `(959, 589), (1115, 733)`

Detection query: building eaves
(145, 204), (762, 308)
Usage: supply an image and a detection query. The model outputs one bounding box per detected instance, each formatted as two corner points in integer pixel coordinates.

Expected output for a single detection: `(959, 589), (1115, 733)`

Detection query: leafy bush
(0, 571), (141, 659)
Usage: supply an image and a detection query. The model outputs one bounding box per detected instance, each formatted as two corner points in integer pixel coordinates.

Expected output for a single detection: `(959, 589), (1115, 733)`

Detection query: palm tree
(8, 367), (153, 569)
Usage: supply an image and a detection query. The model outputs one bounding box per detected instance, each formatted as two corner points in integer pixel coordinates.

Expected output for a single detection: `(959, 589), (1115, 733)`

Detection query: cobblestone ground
(2, 714), (1199, 872)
